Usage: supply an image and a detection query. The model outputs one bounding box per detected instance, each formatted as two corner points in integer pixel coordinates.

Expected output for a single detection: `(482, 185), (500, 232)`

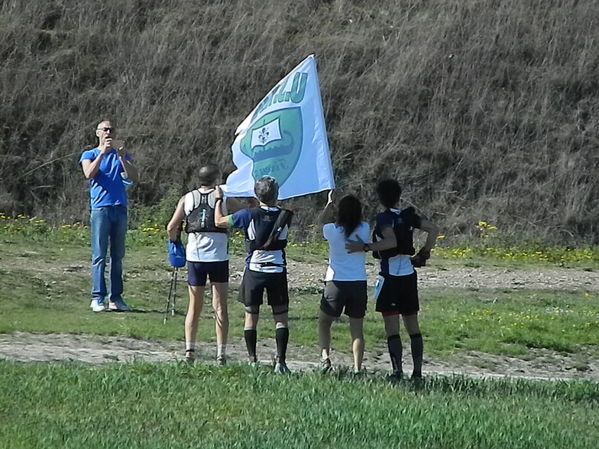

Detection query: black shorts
(238, 269), (289, 310)
(320, 280), (368, 319)
(375, 271), (419, 315)
(187, 261), (229, 287)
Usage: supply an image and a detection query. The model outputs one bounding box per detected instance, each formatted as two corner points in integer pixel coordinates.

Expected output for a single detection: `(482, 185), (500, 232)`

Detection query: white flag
(224, 54), (335, 199)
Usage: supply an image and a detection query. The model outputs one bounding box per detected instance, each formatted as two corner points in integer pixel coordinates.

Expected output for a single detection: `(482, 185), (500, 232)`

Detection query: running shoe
(274, 362), (291, 374)
(185, 349), (195, 365)
(388, 370), (403, 382)
(320, 357), (332, 373)
(90, 299), (106, 312)
(108, 298), (131, 311)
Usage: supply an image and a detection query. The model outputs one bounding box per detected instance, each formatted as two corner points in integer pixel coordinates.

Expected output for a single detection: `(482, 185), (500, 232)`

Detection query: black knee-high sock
(244, 328), (257, 362)
(387, 334), (403, 374)
(275, 326), (289, 364)
(410, 333), (423, 377)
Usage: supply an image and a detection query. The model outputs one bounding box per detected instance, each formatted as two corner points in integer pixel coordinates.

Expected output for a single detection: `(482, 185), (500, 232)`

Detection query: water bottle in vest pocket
(185, 190), (226, 234)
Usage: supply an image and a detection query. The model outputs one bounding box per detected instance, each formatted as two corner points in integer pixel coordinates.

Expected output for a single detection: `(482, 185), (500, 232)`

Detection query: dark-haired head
(377, 179), (401, 208)
(254, 176), (279, 205)
(198, 164), (220, 187)
(337, 194), (362, 238)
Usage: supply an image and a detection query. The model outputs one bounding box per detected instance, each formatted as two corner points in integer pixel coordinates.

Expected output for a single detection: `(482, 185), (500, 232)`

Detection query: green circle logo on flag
(240, 107), (303, 187)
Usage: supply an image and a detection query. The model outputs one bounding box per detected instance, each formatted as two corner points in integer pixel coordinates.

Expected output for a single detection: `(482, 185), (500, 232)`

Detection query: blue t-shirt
(79, 148), (131, 209)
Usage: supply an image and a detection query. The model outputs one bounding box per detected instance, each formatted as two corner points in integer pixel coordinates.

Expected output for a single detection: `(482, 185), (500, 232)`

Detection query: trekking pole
(163, 267), (177, 324)
(171, 267), (178, 316)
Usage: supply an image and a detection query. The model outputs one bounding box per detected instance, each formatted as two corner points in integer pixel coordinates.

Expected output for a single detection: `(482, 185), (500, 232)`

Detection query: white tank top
(184, 187), (228, 262)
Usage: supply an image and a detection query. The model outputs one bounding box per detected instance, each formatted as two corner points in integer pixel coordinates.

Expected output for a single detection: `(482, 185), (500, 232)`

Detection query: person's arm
(117, 146), (139, 183)
(317, 190), (335, 225)
(166, 197), (185, 241)
(414, 218), (439, 258)
(214, 186), (232, 228)
(346, 225), (396, 253)
(81, 157), (103, 180)
(81, 141), (112, 179)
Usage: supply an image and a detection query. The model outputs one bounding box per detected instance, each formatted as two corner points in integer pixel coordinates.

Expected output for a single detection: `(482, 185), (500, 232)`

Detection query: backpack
(372, 207), (418, 259)
(184, 190), (227, 234)
(245, 208), (293, 252)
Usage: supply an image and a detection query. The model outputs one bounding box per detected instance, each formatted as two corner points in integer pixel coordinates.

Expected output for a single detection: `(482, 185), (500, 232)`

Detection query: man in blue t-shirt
(79, 120), (139, 312)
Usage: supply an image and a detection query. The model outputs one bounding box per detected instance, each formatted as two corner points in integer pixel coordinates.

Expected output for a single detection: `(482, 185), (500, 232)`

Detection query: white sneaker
(90, 299), (105, 312)
(108, 298), (131, 312)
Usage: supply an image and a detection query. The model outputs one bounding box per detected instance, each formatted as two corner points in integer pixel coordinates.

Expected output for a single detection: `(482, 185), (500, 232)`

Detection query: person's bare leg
(211, 282), (229, 364)
(318, 310), (335, 361)
(185, 285), (205, 362)
(349, 317), (365, 372)
(402, 314), (423, 378)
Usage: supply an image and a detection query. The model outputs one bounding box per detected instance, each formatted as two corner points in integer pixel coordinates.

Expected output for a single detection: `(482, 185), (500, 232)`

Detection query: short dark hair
(198, 164), (220, 186)
(337, 194), (362, 238)
(377, 179), (402, 208)
(254, 176), (279, 205)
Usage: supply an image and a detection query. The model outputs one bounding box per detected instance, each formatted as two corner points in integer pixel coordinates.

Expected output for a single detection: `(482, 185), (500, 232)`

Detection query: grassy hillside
(1, 0), (598, 243)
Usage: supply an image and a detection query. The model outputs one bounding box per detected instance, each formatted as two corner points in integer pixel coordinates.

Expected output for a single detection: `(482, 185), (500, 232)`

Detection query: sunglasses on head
(97, 127), (114, 132)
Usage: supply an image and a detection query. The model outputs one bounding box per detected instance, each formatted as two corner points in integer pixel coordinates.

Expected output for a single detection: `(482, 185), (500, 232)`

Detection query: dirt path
(1, 259), (597, 381)
(1, 332), (597, 382)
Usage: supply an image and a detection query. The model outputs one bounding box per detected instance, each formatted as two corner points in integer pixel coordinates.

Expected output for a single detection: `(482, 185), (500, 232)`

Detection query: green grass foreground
(0, 362), (597, 449)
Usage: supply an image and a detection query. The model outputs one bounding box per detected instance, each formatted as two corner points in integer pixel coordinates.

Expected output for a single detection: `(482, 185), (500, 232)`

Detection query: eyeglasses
(97, 127), (114, 132)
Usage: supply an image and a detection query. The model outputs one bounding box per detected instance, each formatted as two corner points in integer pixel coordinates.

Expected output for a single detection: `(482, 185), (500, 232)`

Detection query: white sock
(185, 342), (195, 351)
(217, 344), (226, 358)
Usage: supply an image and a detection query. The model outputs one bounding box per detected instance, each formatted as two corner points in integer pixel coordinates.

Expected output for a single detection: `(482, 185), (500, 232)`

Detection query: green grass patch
(434, 222), (599, 268)
(1, 219), (598, 361)
(424, 289), (599, 356)
(1, 236), (598, 361)
(0, 362), (597, 449)
(2, 213), (598, 268)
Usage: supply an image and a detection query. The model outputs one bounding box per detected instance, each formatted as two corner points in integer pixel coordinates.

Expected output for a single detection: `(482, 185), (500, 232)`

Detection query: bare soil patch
(1, 332), (597, 382)
(281, 259), (599, 293)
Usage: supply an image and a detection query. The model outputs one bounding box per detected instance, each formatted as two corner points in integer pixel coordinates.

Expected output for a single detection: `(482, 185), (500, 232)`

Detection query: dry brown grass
(1, 0), (597, 243)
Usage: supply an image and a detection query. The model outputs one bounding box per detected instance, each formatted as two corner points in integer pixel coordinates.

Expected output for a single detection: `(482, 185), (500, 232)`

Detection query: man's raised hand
(100, 138), (112, 155)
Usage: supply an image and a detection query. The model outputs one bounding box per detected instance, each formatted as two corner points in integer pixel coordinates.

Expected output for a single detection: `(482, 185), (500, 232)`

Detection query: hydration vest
(372, 207), (418, 259)
(185, 190), (227, 234)
(245, 207), (293, 253)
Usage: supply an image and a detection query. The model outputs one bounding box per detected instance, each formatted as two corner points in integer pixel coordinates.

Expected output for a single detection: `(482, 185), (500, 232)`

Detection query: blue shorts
(187, 261), (229, 287)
